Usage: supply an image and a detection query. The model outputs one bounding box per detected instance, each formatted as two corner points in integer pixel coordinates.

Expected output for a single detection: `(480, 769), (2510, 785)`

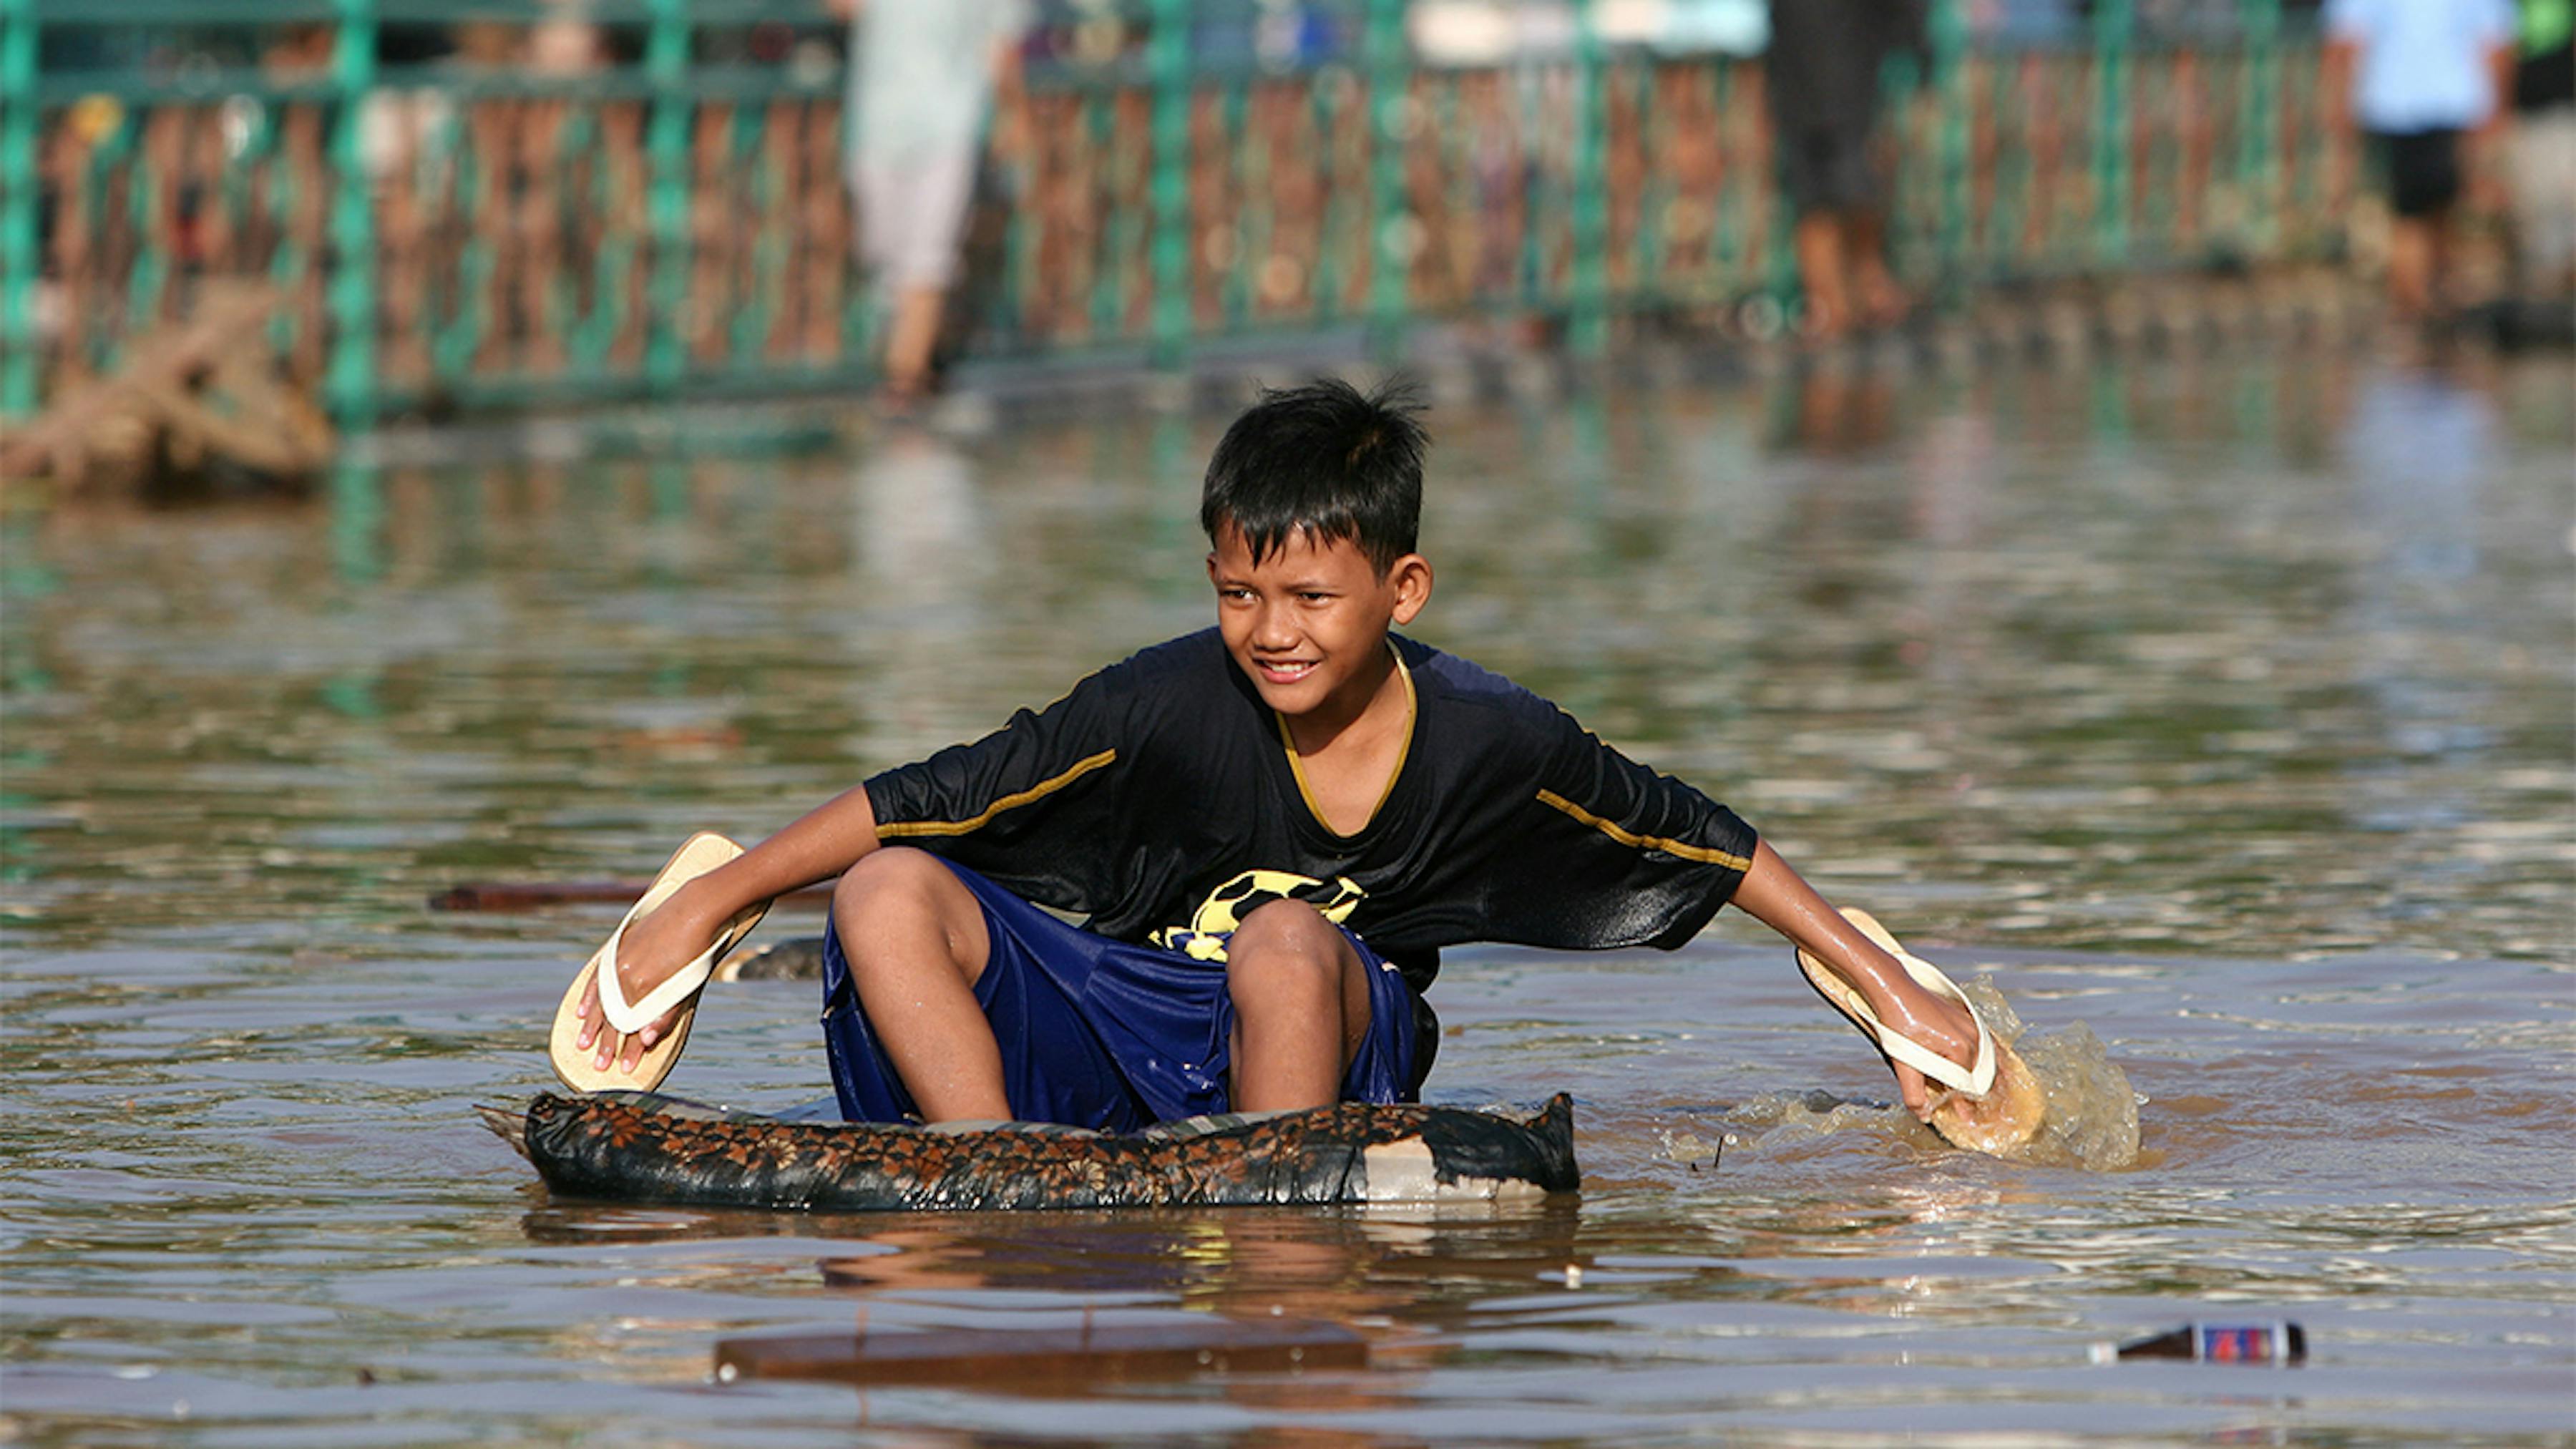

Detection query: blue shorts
(819, 858), (1423, 1129)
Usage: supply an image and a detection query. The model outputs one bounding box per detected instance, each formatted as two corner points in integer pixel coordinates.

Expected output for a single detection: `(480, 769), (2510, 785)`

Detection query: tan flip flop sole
(1796, 907), (2045, 1155)
(547, 832), (769, 1093)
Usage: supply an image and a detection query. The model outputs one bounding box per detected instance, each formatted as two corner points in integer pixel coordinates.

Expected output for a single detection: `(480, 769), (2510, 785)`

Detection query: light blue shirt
(849, 0), (1031, 168)
(2326, 0), (2517, 131)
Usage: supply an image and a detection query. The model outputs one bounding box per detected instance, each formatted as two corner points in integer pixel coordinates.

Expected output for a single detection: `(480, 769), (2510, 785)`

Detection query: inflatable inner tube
(481, 1091), (1579, 1211)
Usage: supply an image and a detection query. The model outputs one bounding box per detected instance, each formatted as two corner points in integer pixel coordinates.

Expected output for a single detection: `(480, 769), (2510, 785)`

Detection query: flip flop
(1796, 907), (1996, 1096)
(1795, 907), (2045, 1154)
(547, 832), (769, 1093)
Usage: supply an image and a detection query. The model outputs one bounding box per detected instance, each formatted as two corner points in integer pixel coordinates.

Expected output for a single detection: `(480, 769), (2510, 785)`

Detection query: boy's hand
(572, 881), (718, 1074)
(1865, 978), (1979, 1120)
(1853, 945), (2051, 1155)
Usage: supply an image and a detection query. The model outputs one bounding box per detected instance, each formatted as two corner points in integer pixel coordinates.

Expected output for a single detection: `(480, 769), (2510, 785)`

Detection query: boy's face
(1207, 525), (1432, 723)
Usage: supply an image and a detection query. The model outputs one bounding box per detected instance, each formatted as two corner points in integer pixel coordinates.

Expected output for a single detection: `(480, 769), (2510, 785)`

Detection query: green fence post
(1219, 57), (1252, 330)
(1365, 0), (1407, 364)
(1, 0), (36, 419)
(1930, 0), (1969, 305)
(2092, 0), (2132, 268)
(645, 0), (691, 391)
(329, 457), (385, 585)
(1147, 0), (1189, 370)
(327, 0), (379, 426)
(1875, 40), (1920, 287)
(1567, 0), (1607, 356)
(2238, 0), (2280, 258)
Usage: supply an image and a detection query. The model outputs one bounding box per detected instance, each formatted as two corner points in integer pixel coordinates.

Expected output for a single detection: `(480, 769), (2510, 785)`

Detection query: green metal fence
(0, 0), (2345, 425)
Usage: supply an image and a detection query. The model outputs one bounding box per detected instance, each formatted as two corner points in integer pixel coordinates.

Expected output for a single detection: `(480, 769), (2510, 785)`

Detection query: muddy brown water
(3, 349), (2570, 1445)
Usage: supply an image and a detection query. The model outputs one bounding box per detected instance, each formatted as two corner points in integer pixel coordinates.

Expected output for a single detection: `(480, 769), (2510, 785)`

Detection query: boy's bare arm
(1726, 840), (1979, 1118)
(575, 784), (887, 1071)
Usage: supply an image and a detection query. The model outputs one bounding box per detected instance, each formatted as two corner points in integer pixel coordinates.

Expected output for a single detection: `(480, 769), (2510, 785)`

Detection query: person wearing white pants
(840, 0), (1030, 406)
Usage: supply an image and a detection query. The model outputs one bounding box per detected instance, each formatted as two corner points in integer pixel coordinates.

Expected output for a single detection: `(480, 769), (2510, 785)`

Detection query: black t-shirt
(862, 630), (1759, 1001)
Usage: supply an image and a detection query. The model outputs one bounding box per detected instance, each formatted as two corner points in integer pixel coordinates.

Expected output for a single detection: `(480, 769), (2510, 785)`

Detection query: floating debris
(714, 1314), (1367, 1388)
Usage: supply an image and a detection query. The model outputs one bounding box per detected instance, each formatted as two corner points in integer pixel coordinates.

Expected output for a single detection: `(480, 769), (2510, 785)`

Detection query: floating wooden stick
(426, 882), (833, 912)
(715, 1315), (1367, 1388)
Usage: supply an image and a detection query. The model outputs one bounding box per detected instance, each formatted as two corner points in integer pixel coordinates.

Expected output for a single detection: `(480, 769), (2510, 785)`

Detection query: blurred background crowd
(0, 0), (2567, 468)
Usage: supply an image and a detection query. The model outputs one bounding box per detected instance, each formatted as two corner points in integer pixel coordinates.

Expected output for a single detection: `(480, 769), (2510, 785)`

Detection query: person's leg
(1221, 899), (1372, 1112)
(2386, 215), (2437, 318)
(872, 147), (979, 403)
(2382, 129), (2464, 321)
(1793, 211), (1851, 340)
(2428, 205), (2461, 316)
(854, 161), (935, 404)
(878, 284), (947, 401)
(830, 847), (1007, 1120)
(1845, 209), (1907, 327)
(1776, 122), (1853, 341)
(2422, 129), (2469, 317)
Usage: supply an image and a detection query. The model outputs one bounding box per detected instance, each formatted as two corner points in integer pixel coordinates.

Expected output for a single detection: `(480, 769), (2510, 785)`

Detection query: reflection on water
(854, 422), (992, 614)
(1, 350), (2570, 1445)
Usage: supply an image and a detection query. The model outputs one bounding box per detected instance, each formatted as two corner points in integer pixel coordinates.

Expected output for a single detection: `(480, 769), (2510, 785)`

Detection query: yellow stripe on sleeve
(1533, 788), (1752, 870)
(875, 749), (1118, 839)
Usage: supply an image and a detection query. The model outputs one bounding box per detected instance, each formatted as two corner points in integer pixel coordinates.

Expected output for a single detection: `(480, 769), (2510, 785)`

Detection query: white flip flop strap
(1880, 951), (1999, 1097)
(595, 902), (721, 1035)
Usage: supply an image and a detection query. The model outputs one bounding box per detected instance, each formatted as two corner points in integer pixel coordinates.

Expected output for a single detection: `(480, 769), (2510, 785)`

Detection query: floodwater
(3, 346), (2570, 1446)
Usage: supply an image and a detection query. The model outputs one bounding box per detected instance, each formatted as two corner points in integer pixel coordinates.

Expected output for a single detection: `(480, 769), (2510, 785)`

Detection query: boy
(570, 379), (1984, 1130)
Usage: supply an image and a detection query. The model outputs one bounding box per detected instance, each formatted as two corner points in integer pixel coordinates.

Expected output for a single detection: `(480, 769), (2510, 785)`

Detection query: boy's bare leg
(1224, 900), (1371, 1112)
(832, 847), (1008, 1121)
(1725, 841), (1978, 1118)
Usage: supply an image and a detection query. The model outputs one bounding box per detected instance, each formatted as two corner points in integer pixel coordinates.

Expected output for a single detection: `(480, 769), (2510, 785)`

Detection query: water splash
(2009, 1020), (2142, 1170)
(1955, 973), (2141, 1169)
(1728, 974), (2141, 1171)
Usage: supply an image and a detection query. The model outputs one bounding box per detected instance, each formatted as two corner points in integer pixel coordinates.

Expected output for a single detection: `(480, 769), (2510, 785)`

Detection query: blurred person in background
(838, 0), (1030, 411)
(2509, 0), (2575, 297)
(1764, 0), (1926, 341)
(528, 0), (605, 74)
(2323, 0), (2519, 321)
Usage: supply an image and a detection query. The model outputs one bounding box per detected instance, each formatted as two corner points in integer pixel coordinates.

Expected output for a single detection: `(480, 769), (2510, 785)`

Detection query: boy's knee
(1226, 900), (1352, 995)
(833, 847), (947, 913)
(833, 849), (986, 980)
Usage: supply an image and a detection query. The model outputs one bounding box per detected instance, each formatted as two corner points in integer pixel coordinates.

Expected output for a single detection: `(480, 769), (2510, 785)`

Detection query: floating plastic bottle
(2089, 1322), (2306, 1365)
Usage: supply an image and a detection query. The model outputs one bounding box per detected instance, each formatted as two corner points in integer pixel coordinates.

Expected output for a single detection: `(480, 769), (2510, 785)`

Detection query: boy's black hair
(1200, 376), (1427, 576)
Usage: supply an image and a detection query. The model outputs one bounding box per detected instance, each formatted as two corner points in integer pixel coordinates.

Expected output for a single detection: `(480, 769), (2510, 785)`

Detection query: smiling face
(1208, 524), (1432, 726)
